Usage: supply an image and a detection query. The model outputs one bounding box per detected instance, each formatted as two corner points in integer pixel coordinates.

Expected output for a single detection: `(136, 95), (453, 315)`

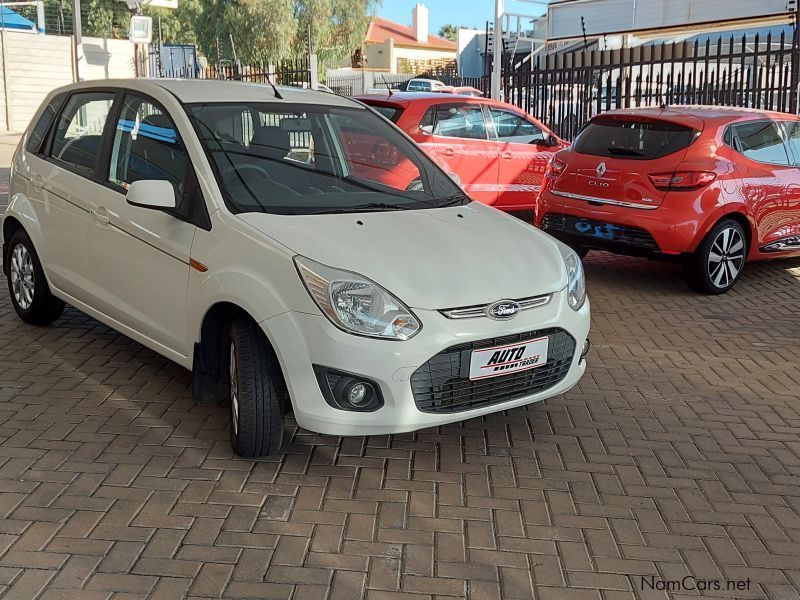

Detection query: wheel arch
(691, 204), (754, 255)
(2, 215), (26, 276)
(191, 301), (289, 409)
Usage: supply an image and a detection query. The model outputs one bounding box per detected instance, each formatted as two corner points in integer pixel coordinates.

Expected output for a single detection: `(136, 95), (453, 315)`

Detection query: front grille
(541, 213), (660, 251)
(410, 328), (576, 414)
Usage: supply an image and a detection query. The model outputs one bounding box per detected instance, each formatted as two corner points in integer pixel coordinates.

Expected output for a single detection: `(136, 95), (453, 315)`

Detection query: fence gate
(505, 32), (800, 140)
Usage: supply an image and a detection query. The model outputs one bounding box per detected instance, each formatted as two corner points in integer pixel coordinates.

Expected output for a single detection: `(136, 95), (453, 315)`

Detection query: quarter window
(50, 92), (115, 174)
(489, 108), (544, 143)
(26, 93), (66, 155)
(108, 94), (187, 194)
(732, 121), (791, 166)
(431, 104), (488, 140)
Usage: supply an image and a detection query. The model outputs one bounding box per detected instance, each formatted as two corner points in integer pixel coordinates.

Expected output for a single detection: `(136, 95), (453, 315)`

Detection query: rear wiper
(605, 147), (643, 157)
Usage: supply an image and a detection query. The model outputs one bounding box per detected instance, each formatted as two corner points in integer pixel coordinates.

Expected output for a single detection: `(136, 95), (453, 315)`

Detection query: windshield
(187, 102), (464, 215)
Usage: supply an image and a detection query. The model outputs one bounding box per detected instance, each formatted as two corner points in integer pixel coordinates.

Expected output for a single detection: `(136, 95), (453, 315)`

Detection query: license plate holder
(468, 336), (549, 381)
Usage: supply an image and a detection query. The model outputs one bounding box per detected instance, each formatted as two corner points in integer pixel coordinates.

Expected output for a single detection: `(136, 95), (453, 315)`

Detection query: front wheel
(6, 230), (65, 324)
(684, 219), (747, 294)
(228, 317), (285, 458)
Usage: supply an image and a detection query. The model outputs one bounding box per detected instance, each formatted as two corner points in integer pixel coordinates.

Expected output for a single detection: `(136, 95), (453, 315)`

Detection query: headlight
(561, 249), (587, 311)
(294, 256), (421, 340)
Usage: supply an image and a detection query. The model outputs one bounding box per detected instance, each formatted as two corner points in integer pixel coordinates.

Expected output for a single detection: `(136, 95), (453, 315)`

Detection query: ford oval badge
(487, 300), (521, 320)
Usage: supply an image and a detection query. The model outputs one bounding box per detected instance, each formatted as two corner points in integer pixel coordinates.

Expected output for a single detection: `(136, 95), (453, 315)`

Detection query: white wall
(0, 31), (137, 133)
(548, 0), (791, 40)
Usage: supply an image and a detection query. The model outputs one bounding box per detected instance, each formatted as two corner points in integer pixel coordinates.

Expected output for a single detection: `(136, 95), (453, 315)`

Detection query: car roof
(599, 105), (795, 126)
(356, 91), (495, 106)
(50, 78), (362, 108)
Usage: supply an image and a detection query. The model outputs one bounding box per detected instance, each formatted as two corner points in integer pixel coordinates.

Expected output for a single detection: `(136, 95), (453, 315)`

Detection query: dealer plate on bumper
(468, 336), (549, 381)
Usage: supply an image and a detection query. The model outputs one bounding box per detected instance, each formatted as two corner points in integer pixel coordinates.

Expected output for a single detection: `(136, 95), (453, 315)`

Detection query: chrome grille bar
(440, 294), (552, 320)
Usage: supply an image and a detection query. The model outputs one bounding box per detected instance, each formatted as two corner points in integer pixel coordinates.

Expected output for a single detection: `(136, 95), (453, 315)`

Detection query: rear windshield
(369, 104), (403, 123)
(574, 116), (698, 160)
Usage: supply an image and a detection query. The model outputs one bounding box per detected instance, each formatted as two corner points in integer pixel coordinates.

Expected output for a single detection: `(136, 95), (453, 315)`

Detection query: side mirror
(534, 135), (559, 147)
(126, 180), (177, 210)
(419, 125), (433, 136)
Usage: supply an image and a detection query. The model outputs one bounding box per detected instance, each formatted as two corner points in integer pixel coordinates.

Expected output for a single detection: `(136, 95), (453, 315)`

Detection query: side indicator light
(190, 258), (208, 273)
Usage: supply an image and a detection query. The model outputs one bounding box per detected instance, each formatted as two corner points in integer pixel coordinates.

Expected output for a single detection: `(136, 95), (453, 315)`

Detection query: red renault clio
(536, 106), (800, 293)
(358, 93), (566, 217)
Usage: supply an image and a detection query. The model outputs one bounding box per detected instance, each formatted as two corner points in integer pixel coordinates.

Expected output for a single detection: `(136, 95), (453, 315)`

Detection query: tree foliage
(192, 0), (379, 68)
(437, 23), (460, 42)
(37, 0), (378, 70)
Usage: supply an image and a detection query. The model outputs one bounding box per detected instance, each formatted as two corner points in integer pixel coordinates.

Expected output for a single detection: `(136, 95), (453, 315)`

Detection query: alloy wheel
(707, 226), (745, 289)
(10, 243), (35, 310)
(229, 341), (239, 437)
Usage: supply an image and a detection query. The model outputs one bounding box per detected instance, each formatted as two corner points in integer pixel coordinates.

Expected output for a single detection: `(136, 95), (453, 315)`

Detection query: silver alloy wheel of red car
(707, 226), (746, 289)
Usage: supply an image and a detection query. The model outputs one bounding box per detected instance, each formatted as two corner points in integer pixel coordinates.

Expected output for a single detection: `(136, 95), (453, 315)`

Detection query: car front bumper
(262, 290), (590, 436)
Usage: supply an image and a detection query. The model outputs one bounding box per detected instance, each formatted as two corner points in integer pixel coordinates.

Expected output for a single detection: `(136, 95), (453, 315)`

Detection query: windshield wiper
(605, 147), (643, 157)
(436, 192), (470, 207)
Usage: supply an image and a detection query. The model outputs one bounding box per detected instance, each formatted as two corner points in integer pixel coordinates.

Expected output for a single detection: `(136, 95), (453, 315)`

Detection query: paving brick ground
(2, 140), (800, 598)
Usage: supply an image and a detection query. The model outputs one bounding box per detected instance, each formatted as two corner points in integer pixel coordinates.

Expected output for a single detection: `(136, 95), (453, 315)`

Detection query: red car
(358, 93), (566, 215)
(536, 107), (800, 293)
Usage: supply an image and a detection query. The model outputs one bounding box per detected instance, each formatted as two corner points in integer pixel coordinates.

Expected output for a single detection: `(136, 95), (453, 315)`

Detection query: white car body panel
(2, 78), (591, 437)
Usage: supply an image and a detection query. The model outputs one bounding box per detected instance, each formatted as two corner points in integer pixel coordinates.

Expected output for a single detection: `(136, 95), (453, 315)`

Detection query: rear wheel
(227, 317), (284, 458)
(6, 230), (64, 324)
(685, 219), (747, 294)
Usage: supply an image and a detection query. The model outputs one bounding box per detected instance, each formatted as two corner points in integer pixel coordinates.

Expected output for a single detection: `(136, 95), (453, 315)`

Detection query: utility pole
(72, 0), (83, 81)
(491, 0), (504, 99)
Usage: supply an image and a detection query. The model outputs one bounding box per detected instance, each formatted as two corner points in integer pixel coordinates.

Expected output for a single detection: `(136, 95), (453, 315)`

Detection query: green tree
(437, 23), (460, 41)
(191, 0), (379, 70)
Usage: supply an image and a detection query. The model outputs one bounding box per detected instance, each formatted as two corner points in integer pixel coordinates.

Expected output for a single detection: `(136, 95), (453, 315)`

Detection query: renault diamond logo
(487, 300), (521, 320)
(596, 162), (607, 178)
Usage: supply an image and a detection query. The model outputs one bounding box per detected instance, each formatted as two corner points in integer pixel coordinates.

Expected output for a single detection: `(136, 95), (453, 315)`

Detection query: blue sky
(376, 1), (549, 34)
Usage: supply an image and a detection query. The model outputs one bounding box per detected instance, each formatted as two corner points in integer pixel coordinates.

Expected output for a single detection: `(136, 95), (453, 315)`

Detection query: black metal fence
(504, 31), (800, 140)
(153, 57), (312, 87)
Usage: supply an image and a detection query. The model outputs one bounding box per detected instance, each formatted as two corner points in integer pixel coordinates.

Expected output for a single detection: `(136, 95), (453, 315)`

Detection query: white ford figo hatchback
(3, 80), (591, 457)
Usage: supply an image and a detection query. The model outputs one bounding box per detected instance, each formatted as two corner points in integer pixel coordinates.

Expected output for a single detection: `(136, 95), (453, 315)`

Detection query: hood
(237, 202), (567, 310)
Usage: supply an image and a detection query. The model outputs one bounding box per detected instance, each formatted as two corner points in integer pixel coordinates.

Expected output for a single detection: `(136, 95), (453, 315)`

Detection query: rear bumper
(536, 191), (703, 255)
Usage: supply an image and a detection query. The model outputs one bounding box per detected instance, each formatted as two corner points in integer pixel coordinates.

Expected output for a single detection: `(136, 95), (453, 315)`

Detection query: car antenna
(266, 74), (284, 100)
(381, 74), (394, 97)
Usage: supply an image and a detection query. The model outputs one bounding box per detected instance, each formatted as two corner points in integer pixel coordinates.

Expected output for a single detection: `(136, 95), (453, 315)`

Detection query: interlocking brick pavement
(1, 179), (800, 595)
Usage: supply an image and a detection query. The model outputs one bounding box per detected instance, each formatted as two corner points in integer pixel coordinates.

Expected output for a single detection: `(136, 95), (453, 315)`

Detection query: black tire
(6, 230), (64, 325)
(227, 317), (284, 458)
(684, 219), (747, 294)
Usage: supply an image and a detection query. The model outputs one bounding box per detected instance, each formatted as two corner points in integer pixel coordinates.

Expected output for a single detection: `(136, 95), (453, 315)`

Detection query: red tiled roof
(366, 16), (457, 51)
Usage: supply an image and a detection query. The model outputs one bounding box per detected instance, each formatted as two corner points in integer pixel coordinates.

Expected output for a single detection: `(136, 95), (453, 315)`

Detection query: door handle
(31, 174), (44, 189)
(501, 152), (513, 160)
(440, 148), (455, 158)
(90, 207), (110, 226)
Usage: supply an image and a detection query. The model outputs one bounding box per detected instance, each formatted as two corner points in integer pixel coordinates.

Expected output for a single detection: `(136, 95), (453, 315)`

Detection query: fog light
(313, 366), (384, 412)
(347, 382), (370, 406)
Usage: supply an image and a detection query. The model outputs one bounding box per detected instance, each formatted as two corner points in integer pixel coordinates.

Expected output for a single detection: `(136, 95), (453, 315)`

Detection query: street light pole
(491, 0), (503, 99)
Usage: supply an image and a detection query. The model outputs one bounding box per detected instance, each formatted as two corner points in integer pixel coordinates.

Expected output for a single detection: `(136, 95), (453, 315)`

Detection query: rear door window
(731, 120), (790, 165)
(574, 116), (697, 159)
(50, 92), (116, 175)
(432, 103), (488, 140)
